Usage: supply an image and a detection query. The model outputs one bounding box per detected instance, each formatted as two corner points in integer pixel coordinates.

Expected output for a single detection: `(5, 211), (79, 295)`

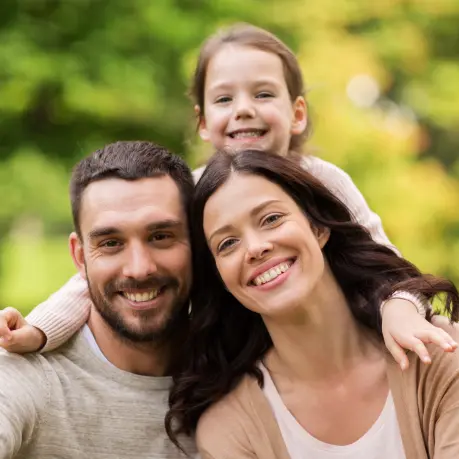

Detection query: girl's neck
(263, 268), (383, 383)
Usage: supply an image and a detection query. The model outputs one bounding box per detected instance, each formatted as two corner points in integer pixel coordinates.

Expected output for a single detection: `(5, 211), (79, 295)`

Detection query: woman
(166, 149), (459, 458)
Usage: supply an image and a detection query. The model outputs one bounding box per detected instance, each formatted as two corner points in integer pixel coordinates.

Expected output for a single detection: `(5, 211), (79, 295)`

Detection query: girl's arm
(305, 156), (457, 368)
(0, 274), (91, 353)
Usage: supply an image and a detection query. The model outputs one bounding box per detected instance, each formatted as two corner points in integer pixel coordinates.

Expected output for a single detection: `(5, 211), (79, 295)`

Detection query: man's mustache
(105, 275), (179, 295)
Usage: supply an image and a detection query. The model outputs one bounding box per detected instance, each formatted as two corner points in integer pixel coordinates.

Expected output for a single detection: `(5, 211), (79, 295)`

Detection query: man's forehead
(80, 176), (185, 229)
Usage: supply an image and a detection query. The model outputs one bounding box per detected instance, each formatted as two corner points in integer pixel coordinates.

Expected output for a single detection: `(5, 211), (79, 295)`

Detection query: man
(0, 141), (197, 458)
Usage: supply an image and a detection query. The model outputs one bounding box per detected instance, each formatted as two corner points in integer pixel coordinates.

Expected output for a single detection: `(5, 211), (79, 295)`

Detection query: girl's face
(203, 173), (330, 318)
(198, 44), (307, 157)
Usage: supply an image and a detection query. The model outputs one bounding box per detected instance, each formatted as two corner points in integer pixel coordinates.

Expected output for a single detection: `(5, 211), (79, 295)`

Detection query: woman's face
(203, 173), (330, 318)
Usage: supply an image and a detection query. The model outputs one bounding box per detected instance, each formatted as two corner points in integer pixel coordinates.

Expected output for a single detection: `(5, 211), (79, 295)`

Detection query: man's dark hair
(70, 141), (194, 236)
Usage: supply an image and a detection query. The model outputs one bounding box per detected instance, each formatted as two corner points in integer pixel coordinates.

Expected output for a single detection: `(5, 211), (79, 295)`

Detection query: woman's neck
(263, 268), (383, 383)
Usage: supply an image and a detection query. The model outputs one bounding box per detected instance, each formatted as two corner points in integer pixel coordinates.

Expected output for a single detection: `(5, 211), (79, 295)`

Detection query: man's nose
(122, 243), (158, 279)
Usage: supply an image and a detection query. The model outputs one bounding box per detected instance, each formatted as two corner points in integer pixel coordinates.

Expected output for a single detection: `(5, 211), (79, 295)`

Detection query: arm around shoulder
(26, 273), (91, 352)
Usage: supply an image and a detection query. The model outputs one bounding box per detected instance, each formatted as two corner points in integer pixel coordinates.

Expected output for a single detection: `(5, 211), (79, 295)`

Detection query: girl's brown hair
(191, 23), (311, 154)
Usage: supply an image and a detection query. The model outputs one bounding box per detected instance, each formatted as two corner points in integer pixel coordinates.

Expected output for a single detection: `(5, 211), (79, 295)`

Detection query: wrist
(33, 326), (47, 351)
(381, 291), (427, 318)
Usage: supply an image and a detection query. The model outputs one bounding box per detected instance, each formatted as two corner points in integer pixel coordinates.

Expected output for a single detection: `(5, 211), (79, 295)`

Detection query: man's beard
(86, 269), (189, 344)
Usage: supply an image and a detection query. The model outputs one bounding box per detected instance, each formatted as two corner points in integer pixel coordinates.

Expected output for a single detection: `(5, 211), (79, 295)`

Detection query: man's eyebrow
(88, 220), (183, 240)
(146, 220), (183, 231)
(88, 227), (120, 240)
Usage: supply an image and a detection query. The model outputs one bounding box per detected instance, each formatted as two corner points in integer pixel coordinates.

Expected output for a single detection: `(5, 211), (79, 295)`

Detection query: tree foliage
(0, 0), (458, 311)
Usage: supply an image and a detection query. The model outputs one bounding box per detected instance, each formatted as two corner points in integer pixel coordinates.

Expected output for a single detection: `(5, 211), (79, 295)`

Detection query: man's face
(70, 176), (192, 343)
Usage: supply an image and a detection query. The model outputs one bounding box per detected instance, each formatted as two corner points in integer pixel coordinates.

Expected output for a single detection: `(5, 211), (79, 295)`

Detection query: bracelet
(380, 290), (427, 318)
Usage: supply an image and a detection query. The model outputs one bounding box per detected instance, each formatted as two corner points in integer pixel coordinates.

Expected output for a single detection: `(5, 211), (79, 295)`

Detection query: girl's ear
(195, 105), (210, 142)
(291, 96), (308, 136)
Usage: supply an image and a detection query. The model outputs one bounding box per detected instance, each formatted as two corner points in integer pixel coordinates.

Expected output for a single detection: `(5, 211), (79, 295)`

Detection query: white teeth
(253, 262), (292, 286)
(231, 130), (264, 139)
(123, 289), (159, 302)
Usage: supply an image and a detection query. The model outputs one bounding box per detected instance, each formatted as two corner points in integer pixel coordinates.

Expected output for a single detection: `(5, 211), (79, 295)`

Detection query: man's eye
(150, 233), (174, 243)
(101, 240), (121, 248)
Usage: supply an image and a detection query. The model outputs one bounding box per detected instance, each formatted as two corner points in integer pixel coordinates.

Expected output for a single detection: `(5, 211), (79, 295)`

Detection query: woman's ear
(313, 225), (331, 249)
(195, 105), (210, 142)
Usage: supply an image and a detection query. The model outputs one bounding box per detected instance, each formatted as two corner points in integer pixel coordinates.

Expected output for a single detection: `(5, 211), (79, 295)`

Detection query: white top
(260, 364), (407, 459)
(82, 323), (112, 365)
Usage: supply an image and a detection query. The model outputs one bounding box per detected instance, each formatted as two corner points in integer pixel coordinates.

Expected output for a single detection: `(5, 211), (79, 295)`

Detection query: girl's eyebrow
(207, 78), (279, 93)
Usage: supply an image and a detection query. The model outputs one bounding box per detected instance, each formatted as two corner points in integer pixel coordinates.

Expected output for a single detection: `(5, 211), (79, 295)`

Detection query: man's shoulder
(0, 331), (84, 381)
(0, 347), (46, 369)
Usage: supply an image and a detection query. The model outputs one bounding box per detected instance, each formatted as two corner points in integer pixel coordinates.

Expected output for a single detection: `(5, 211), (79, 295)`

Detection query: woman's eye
(217, 238), (237, 252)
(263, 214), (282, 225)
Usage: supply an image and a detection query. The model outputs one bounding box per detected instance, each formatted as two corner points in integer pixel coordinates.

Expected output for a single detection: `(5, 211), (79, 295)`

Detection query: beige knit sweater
(196, 328), (459, 458)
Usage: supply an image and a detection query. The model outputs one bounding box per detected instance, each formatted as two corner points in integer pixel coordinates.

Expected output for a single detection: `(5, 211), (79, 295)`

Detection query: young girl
(0, 23), (455, 367)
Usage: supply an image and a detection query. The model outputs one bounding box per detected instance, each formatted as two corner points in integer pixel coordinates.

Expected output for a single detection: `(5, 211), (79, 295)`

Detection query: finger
(0, 327), (34, 354)
(414, 328), (457, 352)
(435, 328), (458, 350)
(384, 333), (410, 371)
(408, 338), (431, 364)
(430, 316), (459, 348)
(0, 309), (16, 341)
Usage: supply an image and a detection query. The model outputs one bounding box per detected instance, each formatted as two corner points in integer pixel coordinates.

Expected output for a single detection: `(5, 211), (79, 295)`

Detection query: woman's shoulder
(195, 373), (287, 458)
(421, 322), (459, 380)
(196, 375), (258, 441)
(399, 321), (459, 392)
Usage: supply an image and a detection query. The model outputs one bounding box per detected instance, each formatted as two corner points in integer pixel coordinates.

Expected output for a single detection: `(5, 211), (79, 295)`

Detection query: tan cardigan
(196, 329), (459, 458)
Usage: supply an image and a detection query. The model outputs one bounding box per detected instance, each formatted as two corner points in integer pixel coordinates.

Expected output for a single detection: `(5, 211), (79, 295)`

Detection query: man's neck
(87, 308), (171, 377)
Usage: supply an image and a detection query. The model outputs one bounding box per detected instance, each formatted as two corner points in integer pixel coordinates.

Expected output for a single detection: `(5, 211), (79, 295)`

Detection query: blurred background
(1, 0), (458, 315)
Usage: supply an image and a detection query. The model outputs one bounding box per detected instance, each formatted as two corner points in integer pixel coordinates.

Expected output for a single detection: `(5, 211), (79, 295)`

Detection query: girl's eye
(262, 214), (282, 225)
(256, 92), (274, 99)
(215, 96), (232, 104)
(217, 238), (237, 253)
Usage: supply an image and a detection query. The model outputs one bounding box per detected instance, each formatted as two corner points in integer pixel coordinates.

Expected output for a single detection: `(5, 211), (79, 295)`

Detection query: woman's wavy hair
(165, 149), (459, 449)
